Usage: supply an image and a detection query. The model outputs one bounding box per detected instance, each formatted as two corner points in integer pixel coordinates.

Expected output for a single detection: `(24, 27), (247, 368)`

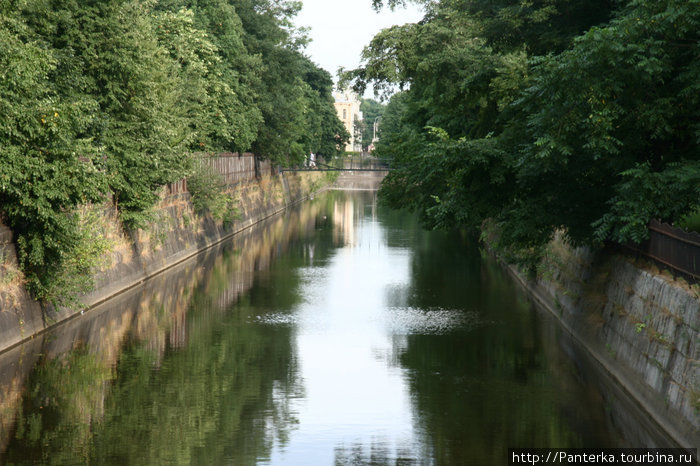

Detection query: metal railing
(340, 155), (390, 171)
(166, 152), (390, 196)
(280, 154), (390, 172)
(619, 220), (700, 282)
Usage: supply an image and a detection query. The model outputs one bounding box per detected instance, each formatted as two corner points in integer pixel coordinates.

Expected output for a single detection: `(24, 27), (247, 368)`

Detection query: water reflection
(0, 198), (329, 464)
(0, 190), (671, 465)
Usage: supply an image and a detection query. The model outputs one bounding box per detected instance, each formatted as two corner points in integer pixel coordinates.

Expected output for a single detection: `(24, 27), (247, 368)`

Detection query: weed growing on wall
(188, 158), (240, 227)
(148, 209), (170, 253)
(692, 391), (700, 413)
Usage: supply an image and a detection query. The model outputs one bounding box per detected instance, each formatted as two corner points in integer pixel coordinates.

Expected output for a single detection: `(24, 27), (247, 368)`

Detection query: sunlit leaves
(0, 6), (107, 304)
(0, 0), (344, 304)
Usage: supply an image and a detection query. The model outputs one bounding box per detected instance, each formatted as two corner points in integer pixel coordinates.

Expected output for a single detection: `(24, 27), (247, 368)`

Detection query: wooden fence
(167, 152), (275, 196)
(620, 220), (700, 282)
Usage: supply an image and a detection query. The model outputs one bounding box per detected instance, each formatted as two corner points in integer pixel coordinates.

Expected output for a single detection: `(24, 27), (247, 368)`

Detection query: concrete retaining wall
(504, 236), (700, 450)
(0, 171), (329, 354)
(331, 171), (387, 191)
(0, 226), (44, 351)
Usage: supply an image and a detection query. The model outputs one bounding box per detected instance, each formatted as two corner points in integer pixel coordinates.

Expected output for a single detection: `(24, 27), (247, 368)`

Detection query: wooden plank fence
(620, 219), (700, 283)
(167, 152), (275, 196)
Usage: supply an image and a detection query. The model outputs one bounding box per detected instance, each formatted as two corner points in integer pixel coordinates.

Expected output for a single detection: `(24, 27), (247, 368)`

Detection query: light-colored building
(333, 89), (363, 153)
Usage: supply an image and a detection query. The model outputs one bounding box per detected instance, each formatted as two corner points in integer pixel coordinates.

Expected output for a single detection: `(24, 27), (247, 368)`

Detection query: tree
(153, 3), (262, 154)
(515, 0), (700, 245)
(359, 99), (386, 150)
(341, 1), (540, 236)
(0, 3), (106, 303)
(0, 0), (348, 304)
(343, 0), (700, 262)
(84, 0), (192, 228)
(18, 0), (197, 229)
(299, 59), (350, 158)
(231, 0), (309, 164)
(226, 0), (348, 164)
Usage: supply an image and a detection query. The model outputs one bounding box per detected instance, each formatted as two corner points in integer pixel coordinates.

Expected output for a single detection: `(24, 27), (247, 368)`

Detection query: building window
(343, 109), (347, 119)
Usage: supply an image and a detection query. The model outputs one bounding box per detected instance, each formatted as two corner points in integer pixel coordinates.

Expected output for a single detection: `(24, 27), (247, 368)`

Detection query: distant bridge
(279, 156), (390, 173)
(166, 153), (389, 196)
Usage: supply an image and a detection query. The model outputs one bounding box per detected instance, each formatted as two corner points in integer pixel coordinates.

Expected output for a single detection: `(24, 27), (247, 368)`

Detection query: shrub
(187, 157), (240, 227)
(678, 209), (700, 234)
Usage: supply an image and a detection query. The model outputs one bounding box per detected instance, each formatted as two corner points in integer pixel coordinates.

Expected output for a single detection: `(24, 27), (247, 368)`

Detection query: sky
(294, 0), (424, 97)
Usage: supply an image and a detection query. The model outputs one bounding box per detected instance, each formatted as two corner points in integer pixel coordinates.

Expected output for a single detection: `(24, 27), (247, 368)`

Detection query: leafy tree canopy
(345, 0), (699, 263)
(359, 98), (386, 150)
(231, 0), (347, 163)
(0, 0), (346, 304)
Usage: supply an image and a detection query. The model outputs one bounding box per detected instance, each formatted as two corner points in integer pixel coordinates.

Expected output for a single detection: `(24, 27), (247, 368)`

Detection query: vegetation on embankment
(343, 0), (700, 266)
(0, 0), (349, 307)
(0, 169), (333, 352)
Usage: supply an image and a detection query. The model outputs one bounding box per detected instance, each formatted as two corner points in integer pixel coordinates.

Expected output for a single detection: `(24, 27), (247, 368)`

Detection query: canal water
(0, 190), (668, 465)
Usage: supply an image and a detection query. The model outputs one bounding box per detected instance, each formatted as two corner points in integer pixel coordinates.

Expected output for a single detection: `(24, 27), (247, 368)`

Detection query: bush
(678, 209), (700, 233)
(187, 158), (240, 227)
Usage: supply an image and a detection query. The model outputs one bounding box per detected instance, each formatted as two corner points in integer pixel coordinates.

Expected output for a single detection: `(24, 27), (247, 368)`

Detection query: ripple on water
(382, 307), (484, 335)
(252, 307), (487, 335)
(252, 313), (300, 326)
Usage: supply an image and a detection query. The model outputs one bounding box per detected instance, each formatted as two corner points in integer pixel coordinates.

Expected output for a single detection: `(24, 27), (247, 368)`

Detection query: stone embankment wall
(504, 236), (699, 449)
(332, 170), (387, 191)
(0, 187), (332, 452)
(0, 170), (329, 354)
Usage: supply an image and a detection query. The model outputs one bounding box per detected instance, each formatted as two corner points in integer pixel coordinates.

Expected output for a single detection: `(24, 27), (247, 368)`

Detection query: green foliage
(156, 0), (263, 153)
(10, 0), (193, 232)
(515, 0), (700, 245)
(359, 98), (386, 150)
(593, 161), (700, 243)
(79, 0), (191, 229)
(0, 0), (344, 304)
(348, 0), (700, 260)
(297, 60), (350, 160)
(187, 156), (240, 227)
(678, 208), (700, 234)
(44, 206), (113, 309)
(152, 7), (254, 153)
(232, 0), (348, 164)
(0, 6), (107, 304)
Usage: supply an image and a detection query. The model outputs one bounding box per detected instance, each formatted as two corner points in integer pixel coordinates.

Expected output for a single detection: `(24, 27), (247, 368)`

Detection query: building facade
(333, 89), (363, 153)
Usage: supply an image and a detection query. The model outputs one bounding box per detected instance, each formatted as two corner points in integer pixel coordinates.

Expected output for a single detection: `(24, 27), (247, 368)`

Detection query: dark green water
(0, 190), (665, 465)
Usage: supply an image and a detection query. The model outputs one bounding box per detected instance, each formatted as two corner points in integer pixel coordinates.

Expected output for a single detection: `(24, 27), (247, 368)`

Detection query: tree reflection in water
(334, 440), (420, 466)
(0, 191), (669, 465)
(1, 195), (329, 465)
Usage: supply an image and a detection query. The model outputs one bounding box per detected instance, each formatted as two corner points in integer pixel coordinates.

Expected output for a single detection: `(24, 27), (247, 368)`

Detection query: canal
(0, 189), (668, 464)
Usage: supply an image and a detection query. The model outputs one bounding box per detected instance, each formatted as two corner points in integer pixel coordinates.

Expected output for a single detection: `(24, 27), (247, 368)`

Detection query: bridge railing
(277, 154), (390, 172)
(341, 155), (389, 170)
(166, 152), (389, 196)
